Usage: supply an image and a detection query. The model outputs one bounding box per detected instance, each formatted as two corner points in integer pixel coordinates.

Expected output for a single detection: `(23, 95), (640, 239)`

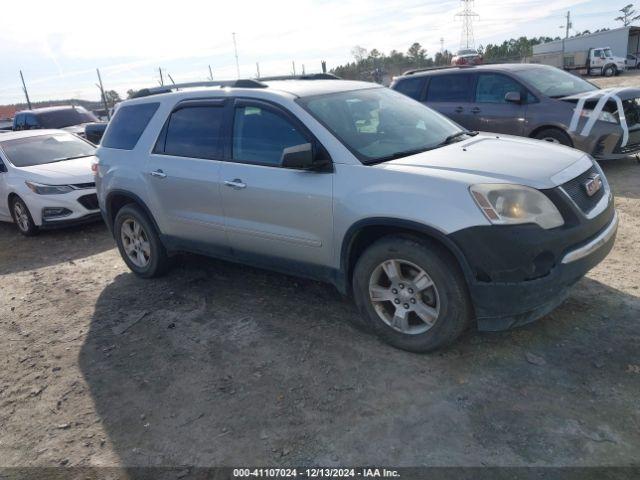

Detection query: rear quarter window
(101, 102), (159, 150)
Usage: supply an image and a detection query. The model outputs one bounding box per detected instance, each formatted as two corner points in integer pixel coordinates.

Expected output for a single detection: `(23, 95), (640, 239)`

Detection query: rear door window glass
(394, 77), (427, 101)
(162, 106), (224, 159)
(101, 103), (159, 150)
(426, 74), (473, 102)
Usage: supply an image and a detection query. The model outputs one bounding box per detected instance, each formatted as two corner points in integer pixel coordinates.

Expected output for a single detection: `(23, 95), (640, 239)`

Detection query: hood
(561, 87), (640, 102)
(15, 155), (96, 184)
(377, 134), (588, 189)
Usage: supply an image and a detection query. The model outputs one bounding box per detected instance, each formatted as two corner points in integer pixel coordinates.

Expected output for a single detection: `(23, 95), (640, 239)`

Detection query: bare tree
(615, 4), (640, 26)
(351, 45), (368, 62)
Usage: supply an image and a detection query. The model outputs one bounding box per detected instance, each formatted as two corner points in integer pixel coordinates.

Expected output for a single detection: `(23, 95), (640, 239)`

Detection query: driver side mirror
(281, 143), (315, 169)
(0, 163), (6, 173)
(504, 91), (522, 103)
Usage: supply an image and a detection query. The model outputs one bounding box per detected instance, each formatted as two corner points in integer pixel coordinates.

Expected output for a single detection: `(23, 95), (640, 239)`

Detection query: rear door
(423, 73), (475, 129)
(219, 99), (334, 269)
(145, 99), (228, 249)
(467, 73), (528, 135)
(393, 76), (427, 102)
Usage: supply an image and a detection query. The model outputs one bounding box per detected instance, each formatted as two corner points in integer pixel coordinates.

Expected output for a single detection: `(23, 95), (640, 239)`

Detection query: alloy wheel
(368, 259), (440, 335)
(120, 218), (151, 268)
(13, 202), (30, 232)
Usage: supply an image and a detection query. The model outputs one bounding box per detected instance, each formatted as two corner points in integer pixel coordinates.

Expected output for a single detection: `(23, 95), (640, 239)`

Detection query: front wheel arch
(339, 218), (475, 295)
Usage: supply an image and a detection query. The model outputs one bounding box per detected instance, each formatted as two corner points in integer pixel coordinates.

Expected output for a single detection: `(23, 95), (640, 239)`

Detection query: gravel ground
(1, 84), (640, 472)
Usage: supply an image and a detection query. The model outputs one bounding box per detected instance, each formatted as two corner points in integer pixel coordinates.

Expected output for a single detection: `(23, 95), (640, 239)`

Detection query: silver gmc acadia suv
(95, 77), (618, 352)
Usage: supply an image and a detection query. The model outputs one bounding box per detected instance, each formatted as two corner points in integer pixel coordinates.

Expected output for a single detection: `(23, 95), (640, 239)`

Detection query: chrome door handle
(150, 169), (167, 178)
(454, 106), (464, 113)
(224, 179), (246, 190)
(471, 107), (481, 114)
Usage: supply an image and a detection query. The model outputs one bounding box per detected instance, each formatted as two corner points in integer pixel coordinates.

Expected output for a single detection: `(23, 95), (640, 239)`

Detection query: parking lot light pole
(96, 69), (110, 121)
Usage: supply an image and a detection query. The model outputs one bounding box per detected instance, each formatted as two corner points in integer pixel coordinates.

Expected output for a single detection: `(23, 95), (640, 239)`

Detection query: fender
(104, 189), (162, 237)
(338, 217), (476, 294)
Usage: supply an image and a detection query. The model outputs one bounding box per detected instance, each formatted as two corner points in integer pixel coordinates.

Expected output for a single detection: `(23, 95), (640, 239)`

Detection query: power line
(454, 0), (479, 50)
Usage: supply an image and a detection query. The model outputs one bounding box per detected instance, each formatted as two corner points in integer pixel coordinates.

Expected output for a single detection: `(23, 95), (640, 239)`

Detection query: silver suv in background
(391, 64), (640, 161)
(95, 78), (617, 352)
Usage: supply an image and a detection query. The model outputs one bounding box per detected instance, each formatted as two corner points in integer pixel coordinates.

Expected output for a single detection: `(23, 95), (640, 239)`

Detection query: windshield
(37, 107), (98, 128)
(300, 87), (464, 164)
(0, 133), (95, 167)
(604, 48), (613, 58)
(515, 67), (598, 98)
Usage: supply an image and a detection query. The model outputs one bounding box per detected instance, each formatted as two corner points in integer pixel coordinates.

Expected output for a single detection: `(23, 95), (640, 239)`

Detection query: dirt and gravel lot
(1, 78), (640, 474)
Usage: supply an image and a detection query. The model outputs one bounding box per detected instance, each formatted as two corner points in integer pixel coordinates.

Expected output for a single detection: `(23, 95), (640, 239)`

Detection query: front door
(145, 100), (228, 249)
(219, 99), (334, 270)
(466, 73), (528, 135)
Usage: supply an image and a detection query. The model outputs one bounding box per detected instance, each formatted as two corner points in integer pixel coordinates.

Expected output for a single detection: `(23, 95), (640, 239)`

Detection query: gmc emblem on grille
(583, 173), (603, 197)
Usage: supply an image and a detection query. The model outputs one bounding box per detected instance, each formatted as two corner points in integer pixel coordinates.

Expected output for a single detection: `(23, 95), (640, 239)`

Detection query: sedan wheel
(14, 202), (31, 233)
(120, 218), (151, 268)
(369, 259), (440, 335)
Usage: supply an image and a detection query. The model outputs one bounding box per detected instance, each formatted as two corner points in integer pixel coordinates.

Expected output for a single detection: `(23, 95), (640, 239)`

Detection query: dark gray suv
(391, 64), (640, 161)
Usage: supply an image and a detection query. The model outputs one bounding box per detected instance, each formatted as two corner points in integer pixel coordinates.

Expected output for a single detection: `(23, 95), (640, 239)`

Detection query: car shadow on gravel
(599, 158), (640, 200)
(0, 221), (113, 275)
(79, 255), (640, 468)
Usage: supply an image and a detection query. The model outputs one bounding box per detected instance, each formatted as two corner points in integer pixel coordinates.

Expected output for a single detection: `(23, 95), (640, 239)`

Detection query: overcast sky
(0, 0), (626, 104)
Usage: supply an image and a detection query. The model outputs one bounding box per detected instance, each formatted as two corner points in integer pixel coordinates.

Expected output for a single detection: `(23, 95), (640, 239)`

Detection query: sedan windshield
(514, 67), (598, 98)
(300, 87), (465, 164)
(0, 133), (95, 167)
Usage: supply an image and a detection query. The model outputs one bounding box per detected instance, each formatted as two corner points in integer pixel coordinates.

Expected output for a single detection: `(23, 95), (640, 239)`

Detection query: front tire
(114, 204), (170, 278)
(534, 128), (572, 147)
(603, 65), (616, 77)
(353, 235), (472, 353)
(11, 197), (38, 236)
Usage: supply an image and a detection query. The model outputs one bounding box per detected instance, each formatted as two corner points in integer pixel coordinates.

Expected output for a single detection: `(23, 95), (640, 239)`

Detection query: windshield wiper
(436, 130), (478, 147)
(367, 146), (436, 164)
(50, 154), (93, 163)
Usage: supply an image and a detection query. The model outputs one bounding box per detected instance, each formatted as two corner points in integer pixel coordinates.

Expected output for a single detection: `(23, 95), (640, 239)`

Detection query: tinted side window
(426, 74), (473, 102)
(232, 106), (307, 166)
(394, 77), (426, 101)
(475, 74), (523, 103)
(101, 103), (159, 150)
(161, 106), (224, 159)
(25, 114), (40, 128)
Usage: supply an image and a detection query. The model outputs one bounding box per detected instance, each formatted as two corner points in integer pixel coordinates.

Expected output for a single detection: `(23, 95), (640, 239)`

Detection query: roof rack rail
(402, 65), (475, 76)
(131, 79), (267, 98)
(258, 73), (341, 81)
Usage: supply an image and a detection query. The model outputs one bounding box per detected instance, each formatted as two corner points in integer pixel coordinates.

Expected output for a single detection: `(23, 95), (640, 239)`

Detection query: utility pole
(440, 37), (445, 54)
(168, 74), (176, 86)
(232, 32), (240, 78)
(158, 67), (164, 86)
(19, 70), (32, 110)
(256, 62), (261, 79)
(321, 60), (327, 73)
(208, 65), (214, 81)
(454, 0), (479, 50)
(564, 11), (572, 39)
(302, 64), (306, 75)
(96, 68), (110, 120)
(292, 61), (296, 75)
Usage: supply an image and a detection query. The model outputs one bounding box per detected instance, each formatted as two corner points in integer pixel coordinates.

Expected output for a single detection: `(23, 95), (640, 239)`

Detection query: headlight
(470, 184), (564, 229)
(25, 181), (73, 195)
(579, 109), (617, 124)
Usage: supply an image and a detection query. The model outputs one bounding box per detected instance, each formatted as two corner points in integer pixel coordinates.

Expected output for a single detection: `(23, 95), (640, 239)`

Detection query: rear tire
(352, 235), (472, 353)
(10, 197), (38, 236)
(534, 128), (572, 147)
(114, 204), (170, 278)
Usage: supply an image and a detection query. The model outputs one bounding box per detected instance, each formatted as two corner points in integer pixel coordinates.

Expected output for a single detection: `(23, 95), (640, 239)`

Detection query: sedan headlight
(25, 181), (73, 195)
(579, 109), (617, 124)
(470, 184), (564, 229)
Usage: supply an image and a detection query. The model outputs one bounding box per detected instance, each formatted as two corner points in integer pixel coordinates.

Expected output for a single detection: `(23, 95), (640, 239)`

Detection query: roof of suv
(125, 79), (378, 105)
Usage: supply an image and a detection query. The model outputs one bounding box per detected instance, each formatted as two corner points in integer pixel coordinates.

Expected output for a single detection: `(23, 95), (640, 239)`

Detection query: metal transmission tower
(455, 0), (479, 50)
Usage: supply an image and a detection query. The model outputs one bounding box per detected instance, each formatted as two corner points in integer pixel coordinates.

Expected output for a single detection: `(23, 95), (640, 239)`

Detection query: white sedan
(0, 130), (100, 235)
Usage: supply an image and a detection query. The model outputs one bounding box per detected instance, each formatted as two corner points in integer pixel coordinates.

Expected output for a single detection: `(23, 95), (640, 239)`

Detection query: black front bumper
(40, 212), (103, 230)
(450, 200), (617, 331)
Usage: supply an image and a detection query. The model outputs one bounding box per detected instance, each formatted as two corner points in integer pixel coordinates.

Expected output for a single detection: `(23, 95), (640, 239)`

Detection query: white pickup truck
(532, 46), (627, 77)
